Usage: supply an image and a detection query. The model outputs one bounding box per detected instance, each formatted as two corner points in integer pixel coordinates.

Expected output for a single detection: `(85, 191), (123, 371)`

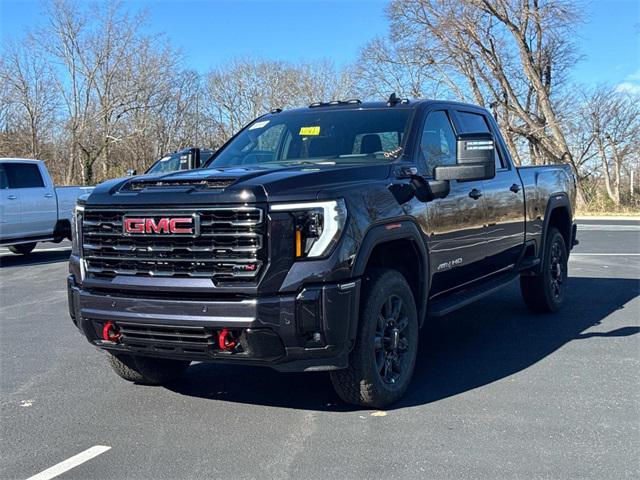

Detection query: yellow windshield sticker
(299, 126), (321, 136)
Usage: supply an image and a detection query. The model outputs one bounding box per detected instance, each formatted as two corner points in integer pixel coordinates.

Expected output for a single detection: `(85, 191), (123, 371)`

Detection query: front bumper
(67, 276), (360, 372)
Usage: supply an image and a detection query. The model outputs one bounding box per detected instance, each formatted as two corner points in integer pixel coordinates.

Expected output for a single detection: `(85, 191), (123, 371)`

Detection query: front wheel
(520, 227), (568, 313)
(8, 242), (37, 255)
(330, 269), (419, 409)
(107, 352), (190, 385)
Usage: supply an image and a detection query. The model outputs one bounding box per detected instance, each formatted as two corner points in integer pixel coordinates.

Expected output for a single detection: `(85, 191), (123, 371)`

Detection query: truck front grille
(82, 206), (265, 282)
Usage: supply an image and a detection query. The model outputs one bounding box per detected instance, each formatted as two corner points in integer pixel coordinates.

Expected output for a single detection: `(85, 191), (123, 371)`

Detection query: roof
(282, 99), (432, 115)
(0, 158), (43, 164)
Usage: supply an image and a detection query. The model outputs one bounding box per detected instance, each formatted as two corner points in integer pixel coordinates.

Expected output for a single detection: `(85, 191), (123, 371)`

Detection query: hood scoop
(125, 178), (237, 191)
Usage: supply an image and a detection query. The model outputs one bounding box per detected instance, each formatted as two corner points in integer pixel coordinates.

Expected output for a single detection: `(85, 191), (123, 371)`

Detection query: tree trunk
(596, 135), (616, 204)
(607, 137), (622, 205)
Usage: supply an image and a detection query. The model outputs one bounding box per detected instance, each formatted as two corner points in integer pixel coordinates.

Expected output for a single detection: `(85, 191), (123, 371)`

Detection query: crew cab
(67, 98), (578, 408)
(0, 159), (93, 254)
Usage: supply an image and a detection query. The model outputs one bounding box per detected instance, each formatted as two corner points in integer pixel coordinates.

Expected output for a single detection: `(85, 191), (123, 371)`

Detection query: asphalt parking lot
(1, 219), (638, 480)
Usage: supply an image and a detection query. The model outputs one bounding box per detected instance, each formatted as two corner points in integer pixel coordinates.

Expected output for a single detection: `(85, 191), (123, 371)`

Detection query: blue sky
(1, 0), (638, 91)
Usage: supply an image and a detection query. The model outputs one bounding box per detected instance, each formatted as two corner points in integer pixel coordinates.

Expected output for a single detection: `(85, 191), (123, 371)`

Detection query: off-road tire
(107, 352), (190, 385)
(9, 243), (37, 255)
(520, 227), (568, 313)
(330, 268), (419, 409)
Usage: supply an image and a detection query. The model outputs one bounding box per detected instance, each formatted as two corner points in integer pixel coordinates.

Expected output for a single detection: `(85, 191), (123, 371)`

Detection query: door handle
(468, 188), (483, 200)
(7, 195), (17, 200)
(509, 183), (521, 193)
(44, 193), (54, 198)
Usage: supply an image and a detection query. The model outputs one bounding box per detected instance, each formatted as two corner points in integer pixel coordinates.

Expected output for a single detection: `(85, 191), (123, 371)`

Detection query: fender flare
(351, 220), (429, 326)
(539, 193), (572, 267)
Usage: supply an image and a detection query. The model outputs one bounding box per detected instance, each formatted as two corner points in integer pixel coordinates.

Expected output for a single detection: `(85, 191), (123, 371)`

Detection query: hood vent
(126, 178), (236, 191)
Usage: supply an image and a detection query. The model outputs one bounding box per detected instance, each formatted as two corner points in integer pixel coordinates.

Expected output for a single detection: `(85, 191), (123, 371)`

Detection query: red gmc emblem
(123, 215), (200, 236)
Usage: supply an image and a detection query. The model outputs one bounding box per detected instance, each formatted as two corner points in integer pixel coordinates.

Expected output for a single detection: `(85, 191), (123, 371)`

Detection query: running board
(428, 273), (519, 317)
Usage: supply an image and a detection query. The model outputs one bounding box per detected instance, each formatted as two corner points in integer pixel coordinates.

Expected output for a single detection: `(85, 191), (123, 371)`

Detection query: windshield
(206, 109), (412, 169)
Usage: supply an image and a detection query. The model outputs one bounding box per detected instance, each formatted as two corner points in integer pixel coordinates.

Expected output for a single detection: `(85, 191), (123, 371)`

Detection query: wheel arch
(539, 193), (573, 266)
(53, 219), (72, 241)
(352, 220), (429, 327)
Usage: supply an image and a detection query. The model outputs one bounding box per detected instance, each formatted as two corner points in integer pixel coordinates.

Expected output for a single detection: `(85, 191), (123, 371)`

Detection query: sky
(1, 0), (639, 92)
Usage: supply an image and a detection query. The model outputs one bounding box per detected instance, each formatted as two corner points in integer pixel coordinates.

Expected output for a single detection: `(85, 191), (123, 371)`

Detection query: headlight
(72, 204), (86, 281)
(270, 199), (347, 258)
(71, 204), (84, 256)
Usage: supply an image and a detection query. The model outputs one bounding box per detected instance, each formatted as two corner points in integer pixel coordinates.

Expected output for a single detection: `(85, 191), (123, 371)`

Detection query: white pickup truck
(0, 158), (93, 254)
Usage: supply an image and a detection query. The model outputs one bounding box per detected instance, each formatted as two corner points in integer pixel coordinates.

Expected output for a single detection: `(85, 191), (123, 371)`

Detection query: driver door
(416, 110), (488, 296)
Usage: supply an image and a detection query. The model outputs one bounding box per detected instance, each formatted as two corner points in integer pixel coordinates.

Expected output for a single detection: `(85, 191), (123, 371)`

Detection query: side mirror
(126, 169), (137, 176)
(434, 132), (496, 182)
(391, 165), (451, 203)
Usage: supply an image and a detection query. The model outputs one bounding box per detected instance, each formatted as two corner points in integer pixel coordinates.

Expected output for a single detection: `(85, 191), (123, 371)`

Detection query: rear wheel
(8, 243), (36, 255)
(520, 227), (568, 313)
(107, 352), (190, 385)
(330, 269), (419, 408)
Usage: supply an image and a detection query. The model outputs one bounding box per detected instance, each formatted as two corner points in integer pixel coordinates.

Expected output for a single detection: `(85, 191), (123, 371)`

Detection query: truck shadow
(167, 276), (639, 411)
(0, 248), (71, 268)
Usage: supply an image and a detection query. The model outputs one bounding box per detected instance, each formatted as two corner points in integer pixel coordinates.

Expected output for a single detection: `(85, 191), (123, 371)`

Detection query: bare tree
(356, 36), (448, 99)
(0, 39), (58, 159)
(36, 0), (178, 184)
(203, 58), (355, 146)
(382, 0), (587, 203)
(581, 86), (640, 206)
(1, 0), (637, 214)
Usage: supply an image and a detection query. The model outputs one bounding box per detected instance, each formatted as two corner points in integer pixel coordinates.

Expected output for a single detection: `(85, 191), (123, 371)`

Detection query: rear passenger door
(416, 109), (488, 296)
(452, 109), (525, 272)
(0, 164), (21, 240)
(4, 162), (57, 237)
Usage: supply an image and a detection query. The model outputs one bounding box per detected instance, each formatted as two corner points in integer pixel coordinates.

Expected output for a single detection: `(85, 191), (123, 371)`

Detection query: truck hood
(85, 163), (392, 206)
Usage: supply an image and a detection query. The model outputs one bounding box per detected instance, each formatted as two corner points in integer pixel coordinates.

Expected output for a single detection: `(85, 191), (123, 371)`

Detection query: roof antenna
(387, 92), (401, 106)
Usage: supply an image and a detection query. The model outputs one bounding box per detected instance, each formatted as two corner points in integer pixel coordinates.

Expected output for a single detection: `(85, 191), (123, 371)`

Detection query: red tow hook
(102, 321), (121, 342)
(218, 328), (237, 351)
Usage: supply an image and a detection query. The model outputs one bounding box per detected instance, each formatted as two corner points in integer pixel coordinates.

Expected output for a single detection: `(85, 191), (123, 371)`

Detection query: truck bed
(518, 163), (576, 252)
(56, 186), (94, 223)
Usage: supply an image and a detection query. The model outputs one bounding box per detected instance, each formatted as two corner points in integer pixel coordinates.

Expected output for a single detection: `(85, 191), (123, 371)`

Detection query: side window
(456, 111), (504, 169)
(457, 111), (490, 134)
(0, 165), (8, 189)
(419, 111), (456, 177)
(4, 163), (45, 188)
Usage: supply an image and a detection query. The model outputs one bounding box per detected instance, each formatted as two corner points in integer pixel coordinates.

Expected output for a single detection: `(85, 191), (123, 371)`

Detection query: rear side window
(4, 163), (45, 188)
(456, 111), (490, 133)
(456, 111), (504, 169)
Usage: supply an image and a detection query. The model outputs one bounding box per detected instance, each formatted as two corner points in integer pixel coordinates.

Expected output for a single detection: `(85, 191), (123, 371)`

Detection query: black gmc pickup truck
(68, 98), (578, 408)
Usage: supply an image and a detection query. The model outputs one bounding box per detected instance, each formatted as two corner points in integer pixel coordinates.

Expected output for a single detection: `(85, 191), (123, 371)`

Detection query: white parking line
(577, 224), (640, 231)
(571, 253), (640, 256)
(25, 446), (111, 480)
